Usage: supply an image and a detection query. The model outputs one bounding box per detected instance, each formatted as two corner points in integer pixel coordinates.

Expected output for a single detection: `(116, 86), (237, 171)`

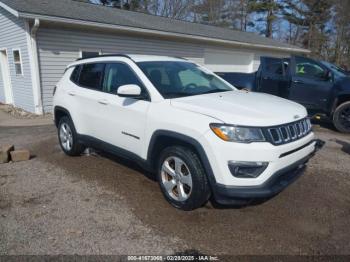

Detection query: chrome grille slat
(267, 118), (312, 145)
(288, 125), (297, 139)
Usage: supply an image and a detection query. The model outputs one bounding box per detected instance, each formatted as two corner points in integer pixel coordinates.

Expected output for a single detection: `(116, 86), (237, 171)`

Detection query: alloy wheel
(161, 156), (193, 201)
(59, 123), (73, 151)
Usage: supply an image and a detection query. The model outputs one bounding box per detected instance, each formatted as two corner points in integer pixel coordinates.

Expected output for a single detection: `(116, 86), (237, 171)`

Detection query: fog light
(228, 161), (268, 178)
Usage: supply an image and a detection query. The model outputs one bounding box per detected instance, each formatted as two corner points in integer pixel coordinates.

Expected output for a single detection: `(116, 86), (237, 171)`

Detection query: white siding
(37, 26), (292, 112)
(204, 49), (254, 73)
(37, 27), (206, 112)
(0, 59), (4, 102)
(0, 8), (35, 112)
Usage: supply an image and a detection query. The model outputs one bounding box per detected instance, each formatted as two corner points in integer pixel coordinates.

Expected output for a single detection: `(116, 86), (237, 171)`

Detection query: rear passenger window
(265, 62), (283, 75)
(78, 63), (105, 90)
(70, 66), (81, 84)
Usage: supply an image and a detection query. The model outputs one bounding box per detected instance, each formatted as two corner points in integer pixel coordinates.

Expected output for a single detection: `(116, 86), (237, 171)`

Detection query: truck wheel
(333, 101), (350, 133)
(157, 146), (211, 211)
(58, 116), (85, 156)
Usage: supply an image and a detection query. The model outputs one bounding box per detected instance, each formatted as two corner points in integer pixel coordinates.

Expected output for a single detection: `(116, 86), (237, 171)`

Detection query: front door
(93, 62), (150, 157)
(289, 56), (333, 113)
(0, 50), (13, 104)
(258, 57), (290, 98)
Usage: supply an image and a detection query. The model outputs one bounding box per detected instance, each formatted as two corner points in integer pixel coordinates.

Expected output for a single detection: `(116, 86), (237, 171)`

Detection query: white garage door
(204, 49), (254, 73)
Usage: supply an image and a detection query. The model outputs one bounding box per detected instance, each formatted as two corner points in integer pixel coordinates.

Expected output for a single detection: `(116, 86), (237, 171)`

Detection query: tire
(333, 101), (350, 133)
(157, 146), (211, 211)
(58, 116), (85, 156)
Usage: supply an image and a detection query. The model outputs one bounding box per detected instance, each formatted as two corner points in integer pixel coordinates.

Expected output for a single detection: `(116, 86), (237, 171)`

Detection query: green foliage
(248, 0), (281, 14)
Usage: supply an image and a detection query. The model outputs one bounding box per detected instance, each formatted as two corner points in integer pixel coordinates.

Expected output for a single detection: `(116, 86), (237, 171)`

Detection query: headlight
(210, 123), (265, 143)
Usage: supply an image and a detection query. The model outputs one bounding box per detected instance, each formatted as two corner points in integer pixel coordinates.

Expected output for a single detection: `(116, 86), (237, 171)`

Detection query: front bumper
(212, 139), (324, 204)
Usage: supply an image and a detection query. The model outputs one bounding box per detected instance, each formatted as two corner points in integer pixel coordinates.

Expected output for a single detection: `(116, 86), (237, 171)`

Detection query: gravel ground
(0, 122), (349, 255)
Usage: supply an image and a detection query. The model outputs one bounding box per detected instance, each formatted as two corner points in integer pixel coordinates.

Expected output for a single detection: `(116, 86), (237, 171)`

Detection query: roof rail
(75, 54), (134, 61)
(173, 56), (188, 60)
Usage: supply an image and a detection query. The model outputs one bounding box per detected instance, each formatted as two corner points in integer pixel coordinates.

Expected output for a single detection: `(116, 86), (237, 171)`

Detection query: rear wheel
(58, 116), (85, 156)
(157, 146), (211, 211)
(333, 101), (350, 133)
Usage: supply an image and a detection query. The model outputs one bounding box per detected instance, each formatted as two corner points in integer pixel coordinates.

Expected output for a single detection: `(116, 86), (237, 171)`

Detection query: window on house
(13, 50), (23, 75)
(81, 51), (100, 59)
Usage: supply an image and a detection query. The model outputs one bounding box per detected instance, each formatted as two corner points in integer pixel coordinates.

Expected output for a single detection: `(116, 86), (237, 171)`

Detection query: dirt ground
(0, 121), (349, 256)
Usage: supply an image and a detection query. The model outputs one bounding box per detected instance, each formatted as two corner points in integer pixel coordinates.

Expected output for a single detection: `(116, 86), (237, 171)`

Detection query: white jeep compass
(53, 54), (323, 210)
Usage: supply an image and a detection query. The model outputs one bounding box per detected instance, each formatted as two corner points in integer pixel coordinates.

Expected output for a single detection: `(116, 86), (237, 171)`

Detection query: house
(0, 0), (309, 114)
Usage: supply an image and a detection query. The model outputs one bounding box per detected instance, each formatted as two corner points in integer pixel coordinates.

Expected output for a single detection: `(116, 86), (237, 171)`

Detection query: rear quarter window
(70, 66), (81, 84)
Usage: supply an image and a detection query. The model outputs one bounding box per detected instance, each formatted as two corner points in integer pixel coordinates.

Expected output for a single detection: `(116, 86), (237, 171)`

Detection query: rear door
(257, 57), (290, 98)
(69, 62), (107, 136)
(289, 56), (333, 112)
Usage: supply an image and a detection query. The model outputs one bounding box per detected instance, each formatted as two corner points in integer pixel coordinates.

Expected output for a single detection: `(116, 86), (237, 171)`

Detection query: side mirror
(117, 84), (142, 98)
(323, 70), (332, 81)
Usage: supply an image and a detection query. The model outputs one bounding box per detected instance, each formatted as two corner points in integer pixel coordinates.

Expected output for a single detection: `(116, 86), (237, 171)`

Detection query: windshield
(321, 61), (347, 77)
(137, 61), (234, 99)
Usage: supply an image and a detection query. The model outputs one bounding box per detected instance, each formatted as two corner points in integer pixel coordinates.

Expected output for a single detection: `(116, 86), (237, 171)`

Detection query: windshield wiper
(199, 89), (228, 95)
(163, 92), (190, 98)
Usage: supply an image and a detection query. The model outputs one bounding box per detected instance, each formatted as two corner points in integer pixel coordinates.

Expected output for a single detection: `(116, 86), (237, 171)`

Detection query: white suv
(53, 54), (323, 210)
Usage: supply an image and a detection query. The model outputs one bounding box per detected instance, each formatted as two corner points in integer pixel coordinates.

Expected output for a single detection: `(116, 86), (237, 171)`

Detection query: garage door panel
(204, 50), (254, 73)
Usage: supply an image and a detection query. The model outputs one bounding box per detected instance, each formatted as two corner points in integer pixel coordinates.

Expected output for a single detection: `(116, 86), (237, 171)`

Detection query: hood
(171, 91), (307, 126)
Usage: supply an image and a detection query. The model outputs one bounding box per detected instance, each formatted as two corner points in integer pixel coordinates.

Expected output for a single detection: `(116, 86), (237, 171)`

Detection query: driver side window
(295, 57), (326, 80)
(103, 63), (143, 94)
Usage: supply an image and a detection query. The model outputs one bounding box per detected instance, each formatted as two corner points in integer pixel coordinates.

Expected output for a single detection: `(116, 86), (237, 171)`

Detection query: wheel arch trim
(147, 130), (217, 186)
(54, 106), (73, 127)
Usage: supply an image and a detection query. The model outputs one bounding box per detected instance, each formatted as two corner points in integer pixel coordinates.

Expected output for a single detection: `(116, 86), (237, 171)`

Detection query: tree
(283, 0), (332, 59)
(192, 0), (248, 29)
(95, 0), (140, 10)
(247, 0), (284, 38)
(333, 0), (350, 67)
(237, 0), (251, 31)
(145, 0), (195, 20)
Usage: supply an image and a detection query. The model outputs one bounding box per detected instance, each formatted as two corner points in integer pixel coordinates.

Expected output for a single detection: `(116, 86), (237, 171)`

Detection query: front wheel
(333, 101), (350, 133)
(58, 116), (85, 156)
(157, 146), (211, 211)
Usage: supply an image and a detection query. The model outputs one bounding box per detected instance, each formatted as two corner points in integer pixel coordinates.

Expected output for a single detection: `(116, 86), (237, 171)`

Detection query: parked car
(53, 54), (323, 210)
(216, 56), (350, 133)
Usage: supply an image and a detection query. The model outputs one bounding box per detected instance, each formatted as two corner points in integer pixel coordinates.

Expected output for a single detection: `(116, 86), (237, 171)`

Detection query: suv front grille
(264, 118), (312, 145)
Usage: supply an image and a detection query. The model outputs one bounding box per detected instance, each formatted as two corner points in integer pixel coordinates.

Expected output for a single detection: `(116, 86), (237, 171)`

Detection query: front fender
(146, 129), (218, 187)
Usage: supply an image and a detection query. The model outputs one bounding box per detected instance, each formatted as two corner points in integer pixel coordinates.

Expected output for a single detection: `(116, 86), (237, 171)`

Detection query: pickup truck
(217, 56), (350, 133)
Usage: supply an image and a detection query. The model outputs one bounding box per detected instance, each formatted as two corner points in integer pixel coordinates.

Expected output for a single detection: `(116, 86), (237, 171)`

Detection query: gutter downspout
(26, 18), (43, 114)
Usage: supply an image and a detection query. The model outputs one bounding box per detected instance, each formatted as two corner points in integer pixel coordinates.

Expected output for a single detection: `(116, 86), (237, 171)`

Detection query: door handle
(293, 80), (304, 84)
(68, 91), (76, 96)
(98, 99), (109, 105)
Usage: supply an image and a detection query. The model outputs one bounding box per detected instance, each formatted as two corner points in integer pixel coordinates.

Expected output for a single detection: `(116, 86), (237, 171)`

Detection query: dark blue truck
(217, 56), (350, 133)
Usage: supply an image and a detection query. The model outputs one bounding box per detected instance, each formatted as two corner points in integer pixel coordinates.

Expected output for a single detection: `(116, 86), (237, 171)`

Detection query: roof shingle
(0, 0), (308, 52)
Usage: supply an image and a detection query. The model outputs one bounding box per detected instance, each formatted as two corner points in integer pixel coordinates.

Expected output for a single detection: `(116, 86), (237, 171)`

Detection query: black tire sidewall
(333, 101), (350, 133)
(157, 146), (211, 211)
